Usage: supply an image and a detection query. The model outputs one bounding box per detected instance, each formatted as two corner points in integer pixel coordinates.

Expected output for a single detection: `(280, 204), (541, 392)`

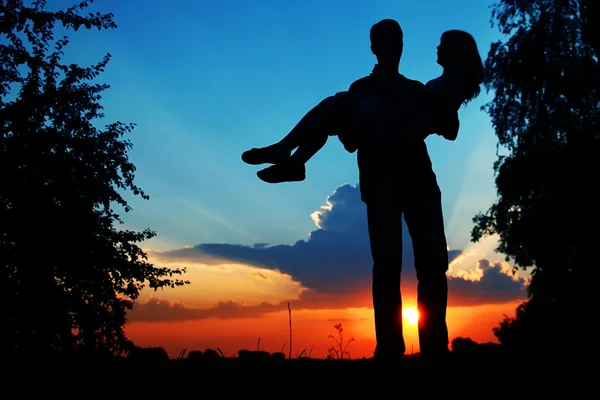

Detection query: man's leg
(366, 202), (405, 359)
(403, 178), (450, 359)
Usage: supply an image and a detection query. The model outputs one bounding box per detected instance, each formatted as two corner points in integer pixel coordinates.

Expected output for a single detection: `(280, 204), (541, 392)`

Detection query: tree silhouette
(580, 0), (600, 57)
(1, 0), (189, 356)
(472, 0), (600, 351)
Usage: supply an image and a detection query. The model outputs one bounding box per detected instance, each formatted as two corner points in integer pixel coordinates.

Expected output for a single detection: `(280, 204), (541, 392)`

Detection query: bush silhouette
(187, 350), (204, 361)
(127, 347), (169, 363)
(270, 352), (286, 361)
(451, 337), (480, 354)
(203, 348), (222, 360)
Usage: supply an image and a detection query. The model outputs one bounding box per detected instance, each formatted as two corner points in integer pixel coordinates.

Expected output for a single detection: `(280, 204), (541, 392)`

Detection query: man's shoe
(373, 346), (405, 363)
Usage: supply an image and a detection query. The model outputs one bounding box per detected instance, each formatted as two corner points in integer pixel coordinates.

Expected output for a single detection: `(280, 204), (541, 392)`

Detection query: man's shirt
(342, 68), (436, 203)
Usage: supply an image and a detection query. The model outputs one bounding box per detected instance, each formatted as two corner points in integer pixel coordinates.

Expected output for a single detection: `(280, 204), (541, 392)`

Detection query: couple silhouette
(242, 19), (484, 362)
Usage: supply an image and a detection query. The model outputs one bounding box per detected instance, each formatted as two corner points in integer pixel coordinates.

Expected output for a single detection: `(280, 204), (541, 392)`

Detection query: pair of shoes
(242, 145), (305, 184)
(257, 162), (306, 184)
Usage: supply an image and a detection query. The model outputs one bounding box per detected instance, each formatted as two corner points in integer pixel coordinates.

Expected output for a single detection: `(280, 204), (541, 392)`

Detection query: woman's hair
(441, 30), (484, 103)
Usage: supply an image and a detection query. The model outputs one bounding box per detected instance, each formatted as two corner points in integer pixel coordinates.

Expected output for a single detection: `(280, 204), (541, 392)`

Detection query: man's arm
(336, 79), (366, 153)
(348, 79), (363, 93)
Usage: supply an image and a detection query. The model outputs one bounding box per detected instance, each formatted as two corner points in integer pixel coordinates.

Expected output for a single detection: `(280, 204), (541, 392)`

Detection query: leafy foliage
(1, 0), (189, 355)
(473, 0), (600, 351)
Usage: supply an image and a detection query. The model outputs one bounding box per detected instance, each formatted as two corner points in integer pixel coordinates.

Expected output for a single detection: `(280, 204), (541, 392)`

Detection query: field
(5, 351), (596, 398)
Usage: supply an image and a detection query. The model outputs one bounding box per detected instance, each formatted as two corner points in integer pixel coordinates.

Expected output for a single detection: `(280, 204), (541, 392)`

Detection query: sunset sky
(52, 0), (529, 358)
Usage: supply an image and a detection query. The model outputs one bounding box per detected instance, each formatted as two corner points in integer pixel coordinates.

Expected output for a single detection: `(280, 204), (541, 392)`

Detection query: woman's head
(437, 30), (484, 103)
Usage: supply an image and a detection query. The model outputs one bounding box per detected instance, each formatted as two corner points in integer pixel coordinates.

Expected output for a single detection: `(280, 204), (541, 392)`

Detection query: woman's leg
(254, 93), (359, 183)
(241, 94), (353, 166)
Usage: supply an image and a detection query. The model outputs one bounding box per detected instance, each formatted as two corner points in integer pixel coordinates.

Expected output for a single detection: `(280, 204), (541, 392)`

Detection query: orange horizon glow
(124, 246), (528, 359)
(125, 300), (524, 359)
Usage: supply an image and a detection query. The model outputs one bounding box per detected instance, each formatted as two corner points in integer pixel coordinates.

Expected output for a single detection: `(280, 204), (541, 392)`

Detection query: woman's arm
(435, 109), (459, 141)
(423, 87), (460, 141)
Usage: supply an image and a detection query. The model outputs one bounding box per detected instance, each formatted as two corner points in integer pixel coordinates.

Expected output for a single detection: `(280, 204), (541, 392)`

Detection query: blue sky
(53, 0), (504, 255)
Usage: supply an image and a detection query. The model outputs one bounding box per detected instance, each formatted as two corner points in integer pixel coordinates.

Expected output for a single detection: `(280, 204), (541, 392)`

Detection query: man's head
(370, 19), (403, 66)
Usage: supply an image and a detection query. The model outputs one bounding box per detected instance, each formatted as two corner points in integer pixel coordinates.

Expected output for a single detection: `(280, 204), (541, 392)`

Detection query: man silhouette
(341, 19), (453, 362)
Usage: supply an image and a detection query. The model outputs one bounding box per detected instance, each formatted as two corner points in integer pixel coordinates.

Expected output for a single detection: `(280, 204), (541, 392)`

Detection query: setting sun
(403, 307), (419, 325)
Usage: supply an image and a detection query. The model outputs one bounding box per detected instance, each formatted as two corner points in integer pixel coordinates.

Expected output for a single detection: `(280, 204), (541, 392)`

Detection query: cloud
(130, 184), (527, 322)
(162, 183), (462, 293)
(448, 259), (526, 306)
(252, 272), (268, 279)
(130, 259), (525, 322)
(129, 298), (281, 322)
(128, 286), (376, 323)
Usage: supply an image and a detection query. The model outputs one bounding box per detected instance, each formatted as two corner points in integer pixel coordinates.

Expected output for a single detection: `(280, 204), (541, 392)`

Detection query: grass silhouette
(5, 348), (595, 398)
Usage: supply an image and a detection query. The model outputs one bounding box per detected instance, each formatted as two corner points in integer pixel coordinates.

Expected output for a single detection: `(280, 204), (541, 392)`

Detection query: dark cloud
(130, 259), (526, 322)
(128, 289), (368, 323)
(252, 272), (268, 280)
(130, 282), (377, 322)
(448, 259), (526, 306)
(129, 298), (281, 322)
(167, 184), (461, 293)
(131, 184), (528, 322)
(327, 318), (370, 322)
